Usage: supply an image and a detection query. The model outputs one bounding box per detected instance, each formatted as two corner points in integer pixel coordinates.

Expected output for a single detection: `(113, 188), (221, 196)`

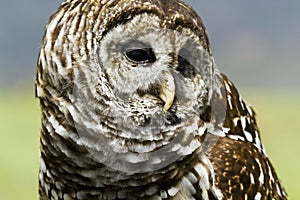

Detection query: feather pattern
(36, 0), (287, 199)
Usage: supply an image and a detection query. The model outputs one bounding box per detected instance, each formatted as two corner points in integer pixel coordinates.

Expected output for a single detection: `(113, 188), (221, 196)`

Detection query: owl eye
(177, 55), (189, 72)
(125, 48), (156, 64)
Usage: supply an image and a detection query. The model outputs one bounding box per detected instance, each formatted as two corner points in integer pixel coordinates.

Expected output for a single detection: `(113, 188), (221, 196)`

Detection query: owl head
(37, 0), (226, 173)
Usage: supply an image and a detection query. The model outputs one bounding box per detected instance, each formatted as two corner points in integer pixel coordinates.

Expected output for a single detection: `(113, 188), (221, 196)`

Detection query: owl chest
(39, 153), (221, 200)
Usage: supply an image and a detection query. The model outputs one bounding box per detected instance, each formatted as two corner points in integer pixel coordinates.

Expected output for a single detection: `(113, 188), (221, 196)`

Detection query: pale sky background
(0, 0), (299, 90)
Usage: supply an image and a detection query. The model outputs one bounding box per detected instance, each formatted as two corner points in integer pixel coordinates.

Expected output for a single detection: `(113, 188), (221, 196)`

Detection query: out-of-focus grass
(0, 89), (299, 199)
(0, 90), (40, 200)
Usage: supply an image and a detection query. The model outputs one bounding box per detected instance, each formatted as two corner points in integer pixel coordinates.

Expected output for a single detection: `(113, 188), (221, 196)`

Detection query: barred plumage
(36, 0), (287, 199)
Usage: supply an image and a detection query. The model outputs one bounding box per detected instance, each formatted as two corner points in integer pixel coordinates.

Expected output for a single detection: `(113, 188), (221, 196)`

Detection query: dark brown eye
(177, 55), (189, 72)
(125, 48), (156, 64)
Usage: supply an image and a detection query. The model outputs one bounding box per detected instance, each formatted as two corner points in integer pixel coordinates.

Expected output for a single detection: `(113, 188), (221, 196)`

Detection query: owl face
(67, 12), (217, 172)
(36, 1), (224, 173)
(94, 13), (214, 130)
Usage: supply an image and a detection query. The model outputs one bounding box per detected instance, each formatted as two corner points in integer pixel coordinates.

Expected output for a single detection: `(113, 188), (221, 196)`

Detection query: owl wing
(205, 73), (287, 199)
(208, 137), (287, 199)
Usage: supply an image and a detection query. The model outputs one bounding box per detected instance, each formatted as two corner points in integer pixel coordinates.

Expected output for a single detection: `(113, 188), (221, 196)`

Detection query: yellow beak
(159, 71), (175, 112)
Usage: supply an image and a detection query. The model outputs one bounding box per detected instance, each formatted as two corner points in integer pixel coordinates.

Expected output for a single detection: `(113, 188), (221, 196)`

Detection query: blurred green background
(1, 90), (299, 199)
(0, 0), (299, 199)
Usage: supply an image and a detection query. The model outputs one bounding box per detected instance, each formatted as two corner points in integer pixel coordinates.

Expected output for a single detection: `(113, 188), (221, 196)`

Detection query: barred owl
(36, 0), (287, 199)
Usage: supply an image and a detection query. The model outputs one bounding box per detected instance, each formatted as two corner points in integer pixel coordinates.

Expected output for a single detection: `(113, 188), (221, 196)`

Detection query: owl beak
(159, 71), (175, 112)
